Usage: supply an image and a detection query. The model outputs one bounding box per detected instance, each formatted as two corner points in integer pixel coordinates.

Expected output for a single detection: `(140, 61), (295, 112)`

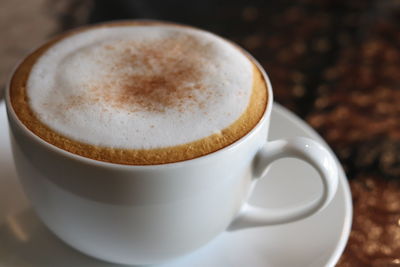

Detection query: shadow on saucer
(0, 209), (145, 267)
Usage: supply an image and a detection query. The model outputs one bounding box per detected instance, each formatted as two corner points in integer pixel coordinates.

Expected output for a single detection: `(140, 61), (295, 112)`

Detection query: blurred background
(1, 0), (400, 265)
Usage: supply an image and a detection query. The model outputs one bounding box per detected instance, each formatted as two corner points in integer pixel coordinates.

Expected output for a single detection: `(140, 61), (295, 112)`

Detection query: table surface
(1, 0), (399, 266)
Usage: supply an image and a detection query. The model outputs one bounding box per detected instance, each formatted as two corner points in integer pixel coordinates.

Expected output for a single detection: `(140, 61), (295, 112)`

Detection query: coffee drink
(9, 21), (268, 165)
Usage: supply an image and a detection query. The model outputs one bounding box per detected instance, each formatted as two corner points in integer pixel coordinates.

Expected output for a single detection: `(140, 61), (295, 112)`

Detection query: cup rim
(5, 19), (274, 170)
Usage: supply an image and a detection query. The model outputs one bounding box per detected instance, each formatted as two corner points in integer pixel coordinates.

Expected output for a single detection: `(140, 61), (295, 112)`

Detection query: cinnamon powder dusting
(88, 34), (213, 113)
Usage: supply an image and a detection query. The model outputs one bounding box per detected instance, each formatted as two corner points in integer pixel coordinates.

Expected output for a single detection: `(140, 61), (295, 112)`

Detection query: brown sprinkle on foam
(87, 34), (215, 113)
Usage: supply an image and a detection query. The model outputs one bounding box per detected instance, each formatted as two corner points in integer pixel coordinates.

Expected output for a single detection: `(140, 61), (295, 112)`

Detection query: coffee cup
(5, 21), (338, 265)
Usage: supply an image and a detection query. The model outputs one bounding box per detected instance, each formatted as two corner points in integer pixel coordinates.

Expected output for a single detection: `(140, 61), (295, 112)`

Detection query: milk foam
(27, 25), (253, 149)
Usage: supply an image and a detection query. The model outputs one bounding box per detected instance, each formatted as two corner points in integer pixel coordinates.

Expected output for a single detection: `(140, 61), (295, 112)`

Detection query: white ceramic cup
(5, 46), (338, 265)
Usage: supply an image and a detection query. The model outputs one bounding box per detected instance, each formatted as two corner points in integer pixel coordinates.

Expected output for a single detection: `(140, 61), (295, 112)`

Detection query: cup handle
(229, 137), (339, 231)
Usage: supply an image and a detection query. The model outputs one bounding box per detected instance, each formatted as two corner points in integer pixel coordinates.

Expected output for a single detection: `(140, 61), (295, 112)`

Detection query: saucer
(0, 101), (352, 267)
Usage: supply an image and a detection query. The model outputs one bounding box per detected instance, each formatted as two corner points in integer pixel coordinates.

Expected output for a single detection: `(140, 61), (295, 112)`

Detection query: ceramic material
(0, 102), (352, 267)
(5, 58), (340, 264)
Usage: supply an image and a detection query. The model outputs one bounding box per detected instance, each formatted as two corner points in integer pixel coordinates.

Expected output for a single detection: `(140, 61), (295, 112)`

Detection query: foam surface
(27, 25), (253, 149)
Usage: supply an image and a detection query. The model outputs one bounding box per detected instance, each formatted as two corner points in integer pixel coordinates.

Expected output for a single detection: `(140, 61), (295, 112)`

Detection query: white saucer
(0, 102), (352, 267)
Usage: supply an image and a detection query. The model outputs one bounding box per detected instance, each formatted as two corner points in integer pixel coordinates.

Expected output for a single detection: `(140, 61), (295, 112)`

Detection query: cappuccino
(10, 21), (268, 165)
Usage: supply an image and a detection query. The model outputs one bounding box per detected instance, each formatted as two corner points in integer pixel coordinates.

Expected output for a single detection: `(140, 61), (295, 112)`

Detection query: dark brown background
(1, 0), (399, 266)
